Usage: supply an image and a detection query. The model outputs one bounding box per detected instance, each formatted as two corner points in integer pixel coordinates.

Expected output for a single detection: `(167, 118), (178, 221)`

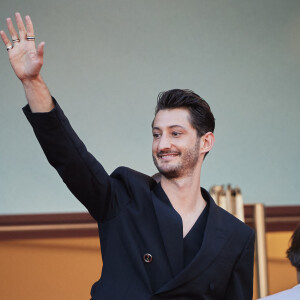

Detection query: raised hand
(0, 12), (45, 83)
(1, 12), (53, 112)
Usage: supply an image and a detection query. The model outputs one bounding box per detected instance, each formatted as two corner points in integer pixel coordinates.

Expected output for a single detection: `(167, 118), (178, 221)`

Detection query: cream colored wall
(1, 1), (300, 215)
(0, 231), (297, 299)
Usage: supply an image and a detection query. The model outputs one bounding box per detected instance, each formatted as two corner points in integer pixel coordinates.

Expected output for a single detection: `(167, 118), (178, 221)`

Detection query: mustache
(157, 151), (181, 157)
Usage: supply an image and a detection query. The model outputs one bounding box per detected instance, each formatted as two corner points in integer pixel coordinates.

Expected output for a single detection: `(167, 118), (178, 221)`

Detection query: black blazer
(23, 99), (255, 300)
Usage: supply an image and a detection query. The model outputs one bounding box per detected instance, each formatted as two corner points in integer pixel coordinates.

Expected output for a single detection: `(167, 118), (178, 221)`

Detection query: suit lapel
(154, 188), (232, 294)
(151, 183), (184, 276)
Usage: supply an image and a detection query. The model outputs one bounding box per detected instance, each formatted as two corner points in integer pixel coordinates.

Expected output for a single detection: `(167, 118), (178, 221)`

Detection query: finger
(37, 42), (45, 61)
(25, 15), (35, 37)
(15, 12), (27, 40)
(0, 30), (12, 48)
(6, 18), (20, 43)
(25, 16), (35, 45)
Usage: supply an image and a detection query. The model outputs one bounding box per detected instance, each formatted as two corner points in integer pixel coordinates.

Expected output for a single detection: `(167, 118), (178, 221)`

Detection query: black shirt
(183, 203), (208, 267)
(153, 183), (209, 272)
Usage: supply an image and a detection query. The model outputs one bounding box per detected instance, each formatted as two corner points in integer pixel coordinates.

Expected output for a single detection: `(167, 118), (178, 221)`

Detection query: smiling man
(151, 91), (216, 239)
(1, 13), (254, 300)
(152, 107), (204, 179)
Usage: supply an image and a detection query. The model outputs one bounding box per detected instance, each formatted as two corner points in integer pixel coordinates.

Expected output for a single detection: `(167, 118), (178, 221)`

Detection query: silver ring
(12, 38), (20, 43)
(6, 45), (13, 51)
(26, 36), (35, 41)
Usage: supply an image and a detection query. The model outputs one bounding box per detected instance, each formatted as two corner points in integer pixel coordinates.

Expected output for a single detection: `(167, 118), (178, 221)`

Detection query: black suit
(23, 99), (255, 300)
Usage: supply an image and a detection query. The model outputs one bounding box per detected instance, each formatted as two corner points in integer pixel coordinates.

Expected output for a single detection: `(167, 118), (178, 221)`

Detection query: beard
(152, 139), (200, 179)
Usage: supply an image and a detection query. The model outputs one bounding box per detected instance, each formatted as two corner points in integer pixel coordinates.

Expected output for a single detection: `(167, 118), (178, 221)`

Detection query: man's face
(152, 108), (201, 179)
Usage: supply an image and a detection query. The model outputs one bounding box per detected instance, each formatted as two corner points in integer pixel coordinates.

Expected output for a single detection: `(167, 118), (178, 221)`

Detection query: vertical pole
(254, 203), (269, 298)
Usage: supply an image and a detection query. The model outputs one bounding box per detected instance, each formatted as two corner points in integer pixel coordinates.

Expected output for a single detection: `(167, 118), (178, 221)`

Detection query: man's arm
(23, 98), (128, 222)
(1, 13), (128, 222)
(224, 230), (255, 300)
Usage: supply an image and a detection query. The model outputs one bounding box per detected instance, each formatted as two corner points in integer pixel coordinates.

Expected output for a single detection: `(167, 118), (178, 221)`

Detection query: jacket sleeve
(23, 97), (127, 222)
(224, 229), (255, 300)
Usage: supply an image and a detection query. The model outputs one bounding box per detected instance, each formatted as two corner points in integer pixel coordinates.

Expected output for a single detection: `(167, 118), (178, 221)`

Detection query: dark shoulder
(217, 204), (254, 235)
(110, 166), (157, 191)
(202, 187), (254, 235)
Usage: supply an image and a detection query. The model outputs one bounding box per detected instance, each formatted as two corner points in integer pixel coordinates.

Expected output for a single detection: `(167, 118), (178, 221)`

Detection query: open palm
(0, 13), (44, 82)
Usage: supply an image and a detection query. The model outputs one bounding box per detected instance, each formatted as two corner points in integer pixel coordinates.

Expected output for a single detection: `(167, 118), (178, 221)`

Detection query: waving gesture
(1, 12), (45, 82)
(1, 12), (53, 112)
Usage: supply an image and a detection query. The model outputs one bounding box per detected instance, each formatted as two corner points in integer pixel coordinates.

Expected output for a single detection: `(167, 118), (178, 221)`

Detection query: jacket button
(143, 253), (153, 263)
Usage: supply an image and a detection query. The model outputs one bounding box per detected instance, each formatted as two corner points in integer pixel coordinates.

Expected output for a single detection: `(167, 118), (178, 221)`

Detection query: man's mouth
(157, 152), (180, 160)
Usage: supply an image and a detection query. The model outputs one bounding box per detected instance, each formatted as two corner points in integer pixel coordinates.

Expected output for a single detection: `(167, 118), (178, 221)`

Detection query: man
(259, 225), (300, 300)
(1, 13), (255, 299)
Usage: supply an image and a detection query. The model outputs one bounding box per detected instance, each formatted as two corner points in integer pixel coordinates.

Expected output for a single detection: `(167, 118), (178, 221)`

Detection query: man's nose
(158, 135), (171, 151)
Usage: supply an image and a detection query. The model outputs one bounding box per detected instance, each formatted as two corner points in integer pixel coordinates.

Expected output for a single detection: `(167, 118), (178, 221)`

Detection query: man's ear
(200, 132), (215, 154)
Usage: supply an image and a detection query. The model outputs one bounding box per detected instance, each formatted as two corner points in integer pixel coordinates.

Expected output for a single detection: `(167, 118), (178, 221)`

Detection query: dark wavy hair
(154, 89), (215, 137)
(287, 225), (300, 272)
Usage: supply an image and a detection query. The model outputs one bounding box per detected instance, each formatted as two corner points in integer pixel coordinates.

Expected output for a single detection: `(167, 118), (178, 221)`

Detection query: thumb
(37, 41), (45, 61)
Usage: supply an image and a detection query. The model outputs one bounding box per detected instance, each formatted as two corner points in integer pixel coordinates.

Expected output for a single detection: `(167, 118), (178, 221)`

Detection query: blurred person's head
(286, 225), (300, 283)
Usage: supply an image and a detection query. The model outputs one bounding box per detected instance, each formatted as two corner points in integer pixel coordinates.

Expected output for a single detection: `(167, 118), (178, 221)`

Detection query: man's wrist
(21, 74), (44, 88)
(21, 75), (54, 113)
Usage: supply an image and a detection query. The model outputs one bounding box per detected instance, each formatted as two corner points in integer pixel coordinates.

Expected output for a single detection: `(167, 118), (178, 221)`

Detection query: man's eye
(172, 132), (181, 137)
(153, 133), (160, 138)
